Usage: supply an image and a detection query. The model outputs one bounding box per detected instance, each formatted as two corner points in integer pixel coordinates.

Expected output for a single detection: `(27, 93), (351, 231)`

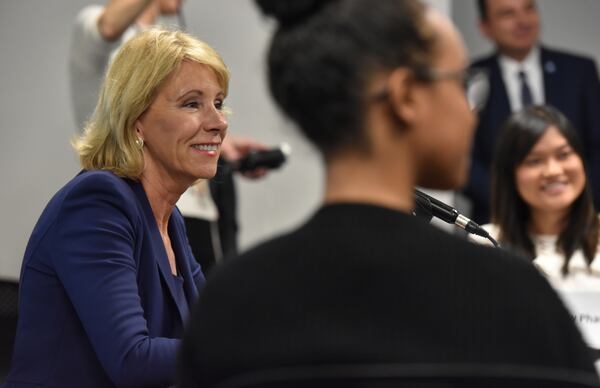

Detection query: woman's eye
(184, 101), (199, 109)
(214, 99), (224, 110)
(557, 150), (573, 160)
(523, 158), (541, 166)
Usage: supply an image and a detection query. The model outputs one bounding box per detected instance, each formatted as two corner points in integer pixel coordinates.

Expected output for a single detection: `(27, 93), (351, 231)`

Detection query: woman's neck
(528, 208), (569, 236)
(324, 148), (415, 214)
(139, 170), (188, 234)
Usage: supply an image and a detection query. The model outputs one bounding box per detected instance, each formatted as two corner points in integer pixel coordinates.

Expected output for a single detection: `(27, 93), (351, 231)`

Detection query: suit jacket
(180, 203), (599, 387)
(4, 170), (205, 388)
(465, 46), (600, 223)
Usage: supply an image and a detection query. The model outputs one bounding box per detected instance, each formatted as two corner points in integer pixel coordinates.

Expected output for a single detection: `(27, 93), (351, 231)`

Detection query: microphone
(232, 143), (291, 173)
(413, 189), (498, 246)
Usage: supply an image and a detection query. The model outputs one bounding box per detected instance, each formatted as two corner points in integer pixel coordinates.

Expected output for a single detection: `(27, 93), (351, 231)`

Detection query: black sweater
(181, 203), (599, 387)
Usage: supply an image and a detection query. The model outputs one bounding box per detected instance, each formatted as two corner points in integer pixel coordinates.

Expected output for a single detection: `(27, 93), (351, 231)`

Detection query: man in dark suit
(465, 0), (600, 223)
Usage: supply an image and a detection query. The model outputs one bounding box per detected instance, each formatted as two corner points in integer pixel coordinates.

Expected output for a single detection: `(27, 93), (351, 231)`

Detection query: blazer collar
(490, 46), (558, 111)
(540, 46), (558, 74)
(129, 180), (192, 324)
(492, 46), (554, 71)
(487, 55), (511, 117)
(539, 46), (560, 101)
(168, 213), (200, 303)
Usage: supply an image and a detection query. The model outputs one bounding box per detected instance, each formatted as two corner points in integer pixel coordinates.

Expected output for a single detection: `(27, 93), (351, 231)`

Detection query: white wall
(2, 0), (599, 280)
(0, 1), (456, 281)
(426, 0), (451, 15)
(0, 1), (83, 280)
(0, 1), (322, 280)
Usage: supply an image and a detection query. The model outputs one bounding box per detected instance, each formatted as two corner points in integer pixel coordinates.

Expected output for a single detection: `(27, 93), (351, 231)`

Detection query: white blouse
(471, 224), (600, 352)
(473, 224), (600, 291)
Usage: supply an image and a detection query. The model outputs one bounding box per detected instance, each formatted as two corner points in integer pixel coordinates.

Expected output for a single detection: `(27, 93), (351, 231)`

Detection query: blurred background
(1, 0), (600, 280)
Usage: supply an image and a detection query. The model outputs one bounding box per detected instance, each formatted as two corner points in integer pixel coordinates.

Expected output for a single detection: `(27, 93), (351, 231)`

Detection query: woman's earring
(135, 138), (144, 149)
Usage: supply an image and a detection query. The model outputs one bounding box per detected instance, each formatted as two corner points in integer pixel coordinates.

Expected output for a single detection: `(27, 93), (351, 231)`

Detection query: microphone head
(233, 144), (290, 172)
(279, 142), (292, 157)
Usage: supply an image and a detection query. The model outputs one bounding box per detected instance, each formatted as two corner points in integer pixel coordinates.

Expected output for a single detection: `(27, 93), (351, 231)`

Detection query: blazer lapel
(168, 219), (200, 304)
(489, 55), (511, 120)
(130, 181), (187, 324)
(541, 47), (561, 105)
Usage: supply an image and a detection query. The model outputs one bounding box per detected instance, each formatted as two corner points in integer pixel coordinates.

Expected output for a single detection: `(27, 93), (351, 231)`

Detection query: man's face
(480, 0), (540, 60)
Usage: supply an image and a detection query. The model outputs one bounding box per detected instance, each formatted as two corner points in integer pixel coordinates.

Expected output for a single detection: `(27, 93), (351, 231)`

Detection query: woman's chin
(195, 172), (217, 181)
(536, 198), (575, 214)
(191, 165), (219, 181)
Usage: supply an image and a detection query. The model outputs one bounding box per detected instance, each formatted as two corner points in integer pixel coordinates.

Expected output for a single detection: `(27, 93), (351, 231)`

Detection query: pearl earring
(135, 138), (144, 149)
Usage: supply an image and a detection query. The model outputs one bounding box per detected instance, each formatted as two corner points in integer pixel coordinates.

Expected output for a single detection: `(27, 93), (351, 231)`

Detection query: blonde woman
(5, 28), (228, 387)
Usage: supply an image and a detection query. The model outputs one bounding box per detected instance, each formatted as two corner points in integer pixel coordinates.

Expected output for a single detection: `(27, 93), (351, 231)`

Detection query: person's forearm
(98, 0), (154, 41)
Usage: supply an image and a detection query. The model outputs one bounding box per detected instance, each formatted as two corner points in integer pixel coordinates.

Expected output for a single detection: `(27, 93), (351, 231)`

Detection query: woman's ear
(134, 119), (144, 137)
(386, 68), (418, 129)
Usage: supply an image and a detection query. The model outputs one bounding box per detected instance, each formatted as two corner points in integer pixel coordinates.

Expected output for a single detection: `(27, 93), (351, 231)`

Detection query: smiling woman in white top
(473, 105), (600, 292)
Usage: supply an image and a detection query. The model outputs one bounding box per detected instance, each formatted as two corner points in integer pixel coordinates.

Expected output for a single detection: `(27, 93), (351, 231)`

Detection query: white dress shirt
(499, 46), (545, 112)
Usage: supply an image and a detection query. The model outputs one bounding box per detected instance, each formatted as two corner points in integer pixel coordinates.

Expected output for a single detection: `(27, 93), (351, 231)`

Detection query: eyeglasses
(414, 66), (471, 88)
(372, 66), (489, 113)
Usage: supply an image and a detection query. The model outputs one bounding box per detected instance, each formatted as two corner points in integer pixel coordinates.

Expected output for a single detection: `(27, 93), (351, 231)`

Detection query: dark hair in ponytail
(255, 0), (434, 156)
(255, 0), (334, 26)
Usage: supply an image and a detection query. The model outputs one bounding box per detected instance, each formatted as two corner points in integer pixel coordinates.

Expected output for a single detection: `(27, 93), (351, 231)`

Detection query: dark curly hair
(255, 0), (435, 157)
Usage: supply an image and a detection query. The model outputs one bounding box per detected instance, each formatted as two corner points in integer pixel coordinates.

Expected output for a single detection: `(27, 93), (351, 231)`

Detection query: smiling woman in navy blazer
(4, 27), (229, 388)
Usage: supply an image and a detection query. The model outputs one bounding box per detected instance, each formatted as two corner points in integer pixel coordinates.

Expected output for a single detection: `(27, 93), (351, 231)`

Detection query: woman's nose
(206, 108), (228, 133)
(542, 158), (563, 176)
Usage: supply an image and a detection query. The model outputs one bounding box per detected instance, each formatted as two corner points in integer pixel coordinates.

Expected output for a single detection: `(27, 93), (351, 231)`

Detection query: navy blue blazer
(4, 170), (205, 388)
(465, 46), (600, 223)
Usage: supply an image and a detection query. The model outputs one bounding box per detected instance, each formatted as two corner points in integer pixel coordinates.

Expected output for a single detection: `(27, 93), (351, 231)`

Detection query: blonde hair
(73, 27), (230, 179)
